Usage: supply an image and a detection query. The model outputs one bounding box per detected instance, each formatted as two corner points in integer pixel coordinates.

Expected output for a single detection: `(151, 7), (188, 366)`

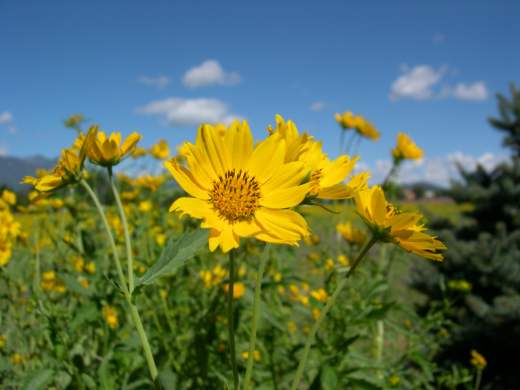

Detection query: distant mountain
(0, 155), (55, 191)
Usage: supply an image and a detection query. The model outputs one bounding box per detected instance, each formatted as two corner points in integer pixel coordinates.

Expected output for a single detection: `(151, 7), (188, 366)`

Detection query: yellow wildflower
(392, 132), (423, 161)
(102, 305), (119, 329)
(310, 288), (328, 302)
(325, 258), (334, 271)
(85, 126), (141, 167)
(312, 308), (321, 320)
(167, 120), (310, 252)
(85, 261), (96, 274)
(470, 350), (487, 370)
(336, 221), (366, 246)
(337, 254), (350, 266)
(288, 321), (297, 333)
(355, 186), (446, 261)
(10, 353), (23, 365)
(64, 113), (84, 129)
(150, 139), (170, 159)
(1, 190), (16, 206)
(0, 335), (5, 349)
(241, 350), (260, 361)
(223, 282), (246, 299)
(388, 374), (401, 387)
(138, 200), (153, 212)
(448, 279), (472, 292)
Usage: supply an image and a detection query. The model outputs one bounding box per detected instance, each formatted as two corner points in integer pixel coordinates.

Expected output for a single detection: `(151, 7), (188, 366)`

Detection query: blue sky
(1, 0), (519, 184)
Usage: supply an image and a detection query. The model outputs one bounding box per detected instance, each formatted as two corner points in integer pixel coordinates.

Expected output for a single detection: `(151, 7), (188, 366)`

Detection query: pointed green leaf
(22, 369), (54, 390)
(136, 229), (208, 286)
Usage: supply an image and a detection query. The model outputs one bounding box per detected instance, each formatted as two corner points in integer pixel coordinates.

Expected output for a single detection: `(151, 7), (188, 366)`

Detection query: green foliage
(412, 83), (520, 390)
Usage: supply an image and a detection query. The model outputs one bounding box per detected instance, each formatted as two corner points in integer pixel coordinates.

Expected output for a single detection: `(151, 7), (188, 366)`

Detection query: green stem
(80, 179), (158, 381)
(290, 236), (378, 390)
(474, 368), (483, 390)
(243, 246), (269, 390)
(108, 167), (135, 294)
(227, 250), (239, 390)
(80, 179), (128, 296)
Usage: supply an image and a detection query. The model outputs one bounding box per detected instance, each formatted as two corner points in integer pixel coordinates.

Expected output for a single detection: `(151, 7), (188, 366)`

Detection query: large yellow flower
(86, 126), (141, 167)
(270, 115), (369, 199)
(354, 186), (446, 261)
(391, 132), (424, 161)
(166, 121), (311, 252)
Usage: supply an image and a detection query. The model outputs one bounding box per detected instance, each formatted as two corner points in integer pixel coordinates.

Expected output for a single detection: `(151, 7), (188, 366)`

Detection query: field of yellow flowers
(0, 113), (483, 389)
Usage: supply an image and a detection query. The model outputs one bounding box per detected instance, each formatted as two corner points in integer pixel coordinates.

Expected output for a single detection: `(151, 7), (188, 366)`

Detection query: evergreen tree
(412, 84), (520, 390)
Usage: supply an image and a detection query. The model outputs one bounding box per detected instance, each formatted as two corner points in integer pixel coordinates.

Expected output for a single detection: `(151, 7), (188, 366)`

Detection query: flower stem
(474, 369), (483, 390)
(290, 236), (378, 390)
(80, 179), (128, 296)
(80, 179), (158, 381)
(108, 167), (135, 294)
(227, 250), (239, 390)
(243, 246), (270, 390)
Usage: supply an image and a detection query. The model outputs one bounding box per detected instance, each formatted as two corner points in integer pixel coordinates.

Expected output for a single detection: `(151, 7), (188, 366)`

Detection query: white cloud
(0, 111), (13, 125)
(183, 60), (241, 88)
(450, 81), (488, 101)
(0, 145), (7, 156)
(390, 65), (446, 101)
(137, 97), (242, 127)
(309, 101), (326, 112)
(137, 75), (171, 89)
(368, 152), (508, 187)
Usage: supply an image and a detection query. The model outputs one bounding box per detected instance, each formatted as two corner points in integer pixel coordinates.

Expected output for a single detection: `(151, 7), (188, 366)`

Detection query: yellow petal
(255, 208), (309, 244)
(121, 132), (142, 156)
(262, 161), (308, 193)
(197, 124), (231, 177)
(319, 156), (357, 188)
(164, 160), (209, 199)
(225, 120), (253, 169)
(371, 186), (387, 226)
(246, 135), (286, 184)
(260, 183), (310, 208)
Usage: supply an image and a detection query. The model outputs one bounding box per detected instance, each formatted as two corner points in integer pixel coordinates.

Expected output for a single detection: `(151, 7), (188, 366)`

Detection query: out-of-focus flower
(448, 279), (472, 292)
(150, 139), (170, 159)
(223, 282), (246, 299)
(336, 221), (366, 246)
(40, 271), (66, 293)
(391, 132), (423, 161)
(355, 186), (446, 261)
(335, 111), (380, 141)
(102, 305), (119, 329)
(470, 350), (487, 370)
(241, 350), (260, 361)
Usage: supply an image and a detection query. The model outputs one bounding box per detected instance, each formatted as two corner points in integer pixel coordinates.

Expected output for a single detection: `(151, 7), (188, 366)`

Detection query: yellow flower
(102, 305), (119, 329)
(325, 258), (335, 271)
(335, 111), (357, 129)
(470, 350), (487, 370)
(287, 321), (297, 333)
(312, 308), (321, 320)
(64, 113), (84, 129)
(138, 200), (153, 212)
(150, 139), (170, 159)
(40, 271), (66, 293)
(270, 115), (369, 200)
(241, 350), (260, 361)
(223, 282), (246, 299)
(354, 186), (446, 261)
(85, 126), (142, 167)
(0, 335), (6, 349)
(310, 288), (328, 302)
(131, 146), (147, 158)
(448, 279), (472, 292)
(388, 374), (401, 387)
(166, 120), (310, 252)
(79, 277), (89, 289)
(1, 190), (16, 206)
(392, 132), (424, 161)
(337, 254), (350, 266)
(22, 141), (87, 193)
(336, 221), (366, 246)
(10, 353), (23, 365)
(85, 261), (96, 274)
(0, 238), (13, 266)
(72, 256), (85, 272)
(336, 112), (380, 140)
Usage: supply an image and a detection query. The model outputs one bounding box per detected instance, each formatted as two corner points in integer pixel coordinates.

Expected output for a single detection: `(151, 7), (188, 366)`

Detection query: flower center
(210, 169), (261, 223)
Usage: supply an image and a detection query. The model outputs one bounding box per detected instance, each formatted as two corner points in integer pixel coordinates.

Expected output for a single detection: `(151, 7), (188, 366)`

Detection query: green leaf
(347, 378), (383, 390)
(157, 368), (178, 390)
(22, 369), (54, 390)
(321, 365), (338, 390)
(136, 229), (208, 286)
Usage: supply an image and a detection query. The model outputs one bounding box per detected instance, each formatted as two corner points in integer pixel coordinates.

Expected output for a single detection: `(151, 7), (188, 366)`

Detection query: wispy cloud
(137, 97), (242, 127)
(183, 60), (241, 88)
(309, 101), (326, 112)
(0, 145), (8, 156)
(450, 82), (488, 101)
(390, 65), (488, 102)
(390, 65), (446, 101)
(368, 151), (508, 186)
(0, 111), (13, 125)
(137, 75), (171, 89)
